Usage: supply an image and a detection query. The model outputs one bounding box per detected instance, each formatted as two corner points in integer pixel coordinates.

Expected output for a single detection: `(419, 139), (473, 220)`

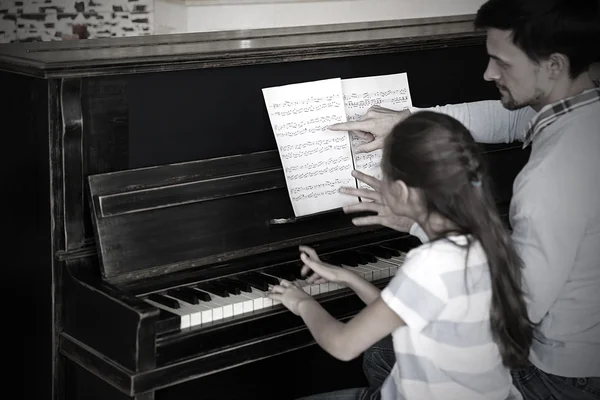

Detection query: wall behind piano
(154, 0), (487, 34)
(0, 0), (153, 43)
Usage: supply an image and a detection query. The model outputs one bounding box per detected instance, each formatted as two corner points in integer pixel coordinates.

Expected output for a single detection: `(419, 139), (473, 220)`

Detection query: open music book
(262, 73), (413, 217)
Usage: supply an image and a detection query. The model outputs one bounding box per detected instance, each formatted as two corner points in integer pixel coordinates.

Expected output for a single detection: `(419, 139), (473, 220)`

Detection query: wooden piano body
(0, 15), (530, 400)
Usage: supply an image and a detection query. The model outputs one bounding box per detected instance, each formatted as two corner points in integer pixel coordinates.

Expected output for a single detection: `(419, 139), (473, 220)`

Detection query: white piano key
(238, 288), (265, 311)
(342, 265), (369, 281)
(368, 260), (395, 278)
(352, 265), (374, 280)
(200, 291), (234, 319)
(357, 263), (380, 280)
(221, 292), (253, 315)
(193, 292), (226, 322)
(375, 258), (402, 275)
(263, 295), (273, 307)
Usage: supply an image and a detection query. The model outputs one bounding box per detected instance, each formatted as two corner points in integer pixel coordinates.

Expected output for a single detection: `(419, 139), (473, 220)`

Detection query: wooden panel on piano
(0, 14), (531, 400)
(88, 150), (382, 284)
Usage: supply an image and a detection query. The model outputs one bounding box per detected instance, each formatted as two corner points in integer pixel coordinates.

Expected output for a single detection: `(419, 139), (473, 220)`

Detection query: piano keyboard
(140, 244), (407, 330)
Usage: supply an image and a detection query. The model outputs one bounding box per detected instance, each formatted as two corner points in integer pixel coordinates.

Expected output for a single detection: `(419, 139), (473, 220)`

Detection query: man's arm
(410, 100), (536, 144)
(329, 101), (537, 153)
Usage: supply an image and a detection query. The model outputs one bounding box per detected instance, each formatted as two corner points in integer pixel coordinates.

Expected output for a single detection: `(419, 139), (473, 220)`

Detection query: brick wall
(0, 0), (153, 43)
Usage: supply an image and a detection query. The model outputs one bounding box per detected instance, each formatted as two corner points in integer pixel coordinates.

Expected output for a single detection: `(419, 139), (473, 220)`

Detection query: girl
(267, 111), (533, 400)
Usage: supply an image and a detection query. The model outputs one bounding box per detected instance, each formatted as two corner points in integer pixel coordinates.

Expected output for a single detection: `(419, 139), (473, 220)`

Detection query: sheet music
(342, 73), (413, 190)
(262, 78), (359, 217)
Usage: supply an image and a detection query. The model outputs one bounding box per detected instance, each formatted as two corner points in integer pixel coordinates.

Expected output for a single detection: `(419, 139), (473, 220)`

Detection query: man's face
(483, 28), (551, 110)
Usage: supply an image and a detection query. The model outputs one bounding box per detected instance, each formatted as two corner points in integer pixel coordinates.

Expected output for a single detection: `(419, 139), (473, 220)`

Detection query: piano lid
(87, 150), (381, 285)
(0, 14), (482, 78)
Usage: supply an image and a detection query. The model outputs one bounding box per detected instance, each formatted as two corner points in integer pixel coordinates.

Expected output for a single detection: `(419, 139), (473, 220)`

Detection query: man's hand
(328, 106), (411, 153)
(340, 170), (414, 232)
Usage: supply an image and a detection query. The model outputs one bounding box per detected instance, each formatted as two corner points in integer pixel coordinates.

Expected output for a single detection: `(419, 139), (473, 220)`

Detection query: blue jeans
(362, 336), (600, 400)
(512, 364), (600, 400)
(362, 335), (396, 390)
(295, 338), (389, 400)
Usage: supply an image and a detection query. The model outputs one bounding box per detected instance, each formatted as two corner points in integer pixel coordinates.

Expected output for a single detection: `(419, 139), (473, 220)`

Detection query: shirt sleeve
(381, 248), (448, 332)
(409, 222), (429, 243)
(409, 100), (536, 144)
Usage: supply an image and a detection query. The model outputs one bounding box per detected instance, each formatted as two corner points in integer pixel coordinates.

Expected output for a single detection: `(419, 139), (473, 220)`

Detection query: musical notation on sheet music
(342, 73), (413, 191)
(263, 78), (359, 217)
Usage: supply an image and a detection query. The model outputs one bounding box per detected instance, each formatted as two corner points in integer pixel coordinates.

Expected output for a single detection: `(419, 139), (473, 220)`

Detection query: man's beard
(499, 86), (544, 110)
(500, 92), (523, 110)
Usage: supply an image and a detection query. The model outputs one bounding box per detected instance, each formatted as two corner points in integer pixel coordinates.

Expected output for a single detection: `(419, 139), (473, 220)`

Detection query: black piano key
(341, 253), (362, 266)
(265, 266), (296, 281)
(197, 281), (230, 297)
(256, 272), (280, 285)
(380, 240), (405, 251)
(222, 278), (252, 293)
(234, 275), (269, 291)
(281, 262), (304, 279)
(328, 253), (359, 267)
(375, 245), (401, 257)
(346, 250), (374, 265)
(355, 250), (377, 264)
(148, 293), (180, 309)
(359, 246), (393, 259)
(190, 287), (212, 302)
(215, 279), (242, 294)
(166, 287), (199, 305)
(320, 256), (341, 266)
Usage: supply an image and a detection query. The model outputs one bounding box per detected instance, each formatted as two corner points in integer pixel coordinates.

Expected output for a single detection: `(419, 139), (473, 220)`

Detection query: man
(329, 0), (600, 398)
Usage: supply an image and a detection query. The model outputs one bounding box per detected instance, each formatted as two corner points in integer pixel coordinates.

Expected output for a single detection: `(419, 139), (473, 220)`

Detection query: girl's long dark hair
(382, 111), (533, 368)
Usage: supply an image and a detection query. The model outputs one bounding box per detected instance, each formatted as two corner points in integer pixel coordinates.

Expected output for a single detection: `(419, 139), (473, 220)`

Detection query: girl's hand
(299, 245), (345, 284)
(267, 279), (314, 316)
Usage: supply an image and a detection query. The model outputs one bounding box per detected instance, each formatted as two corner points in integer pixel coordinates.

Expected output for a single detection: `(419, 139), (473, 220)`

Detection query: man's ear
(547, 53), (569, 80)
(390, 179), (409, 203)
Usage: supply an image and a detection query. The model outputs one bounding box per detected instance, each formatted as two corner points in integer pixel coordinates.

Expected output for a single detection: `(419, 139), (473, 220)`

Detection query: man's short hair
(475, 0), (600, 78)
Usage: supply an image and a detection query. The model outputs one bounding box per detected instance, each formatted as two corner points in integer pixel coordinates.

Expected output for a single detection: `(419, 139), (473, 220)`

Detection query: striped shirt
(380, 236), (521, 400)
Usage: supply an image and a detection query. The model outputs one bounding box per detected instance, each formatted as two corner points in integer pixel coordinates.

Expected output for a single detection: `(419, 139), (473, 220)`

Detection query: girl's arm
(298, 296), (403, 361)
(269, 278), (404, 362)
(338, 268), (381, 305)
(269, 248), (405, 361)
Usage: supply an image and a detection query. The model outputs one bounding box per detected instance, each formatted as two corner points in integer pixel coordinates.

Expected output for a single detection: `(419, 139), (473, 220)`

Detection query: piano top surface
(0, 14), (482, 78)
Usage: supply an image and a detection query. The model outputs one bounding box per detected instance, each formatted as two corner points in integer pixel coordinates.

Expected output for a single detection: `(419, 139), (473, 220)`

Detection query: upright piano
(0, 15), (530, 400)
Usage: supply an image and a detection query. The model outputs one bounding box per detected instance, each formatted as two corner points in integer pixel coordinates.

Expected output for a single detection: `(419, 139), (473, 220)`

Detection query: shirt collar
(522, 87), (600, 148)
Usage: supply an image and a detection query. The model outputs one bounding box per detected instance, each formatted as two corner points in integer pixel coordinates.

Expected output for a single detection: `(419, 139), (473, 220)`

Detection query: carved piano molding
(0, 0), (153, 43)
